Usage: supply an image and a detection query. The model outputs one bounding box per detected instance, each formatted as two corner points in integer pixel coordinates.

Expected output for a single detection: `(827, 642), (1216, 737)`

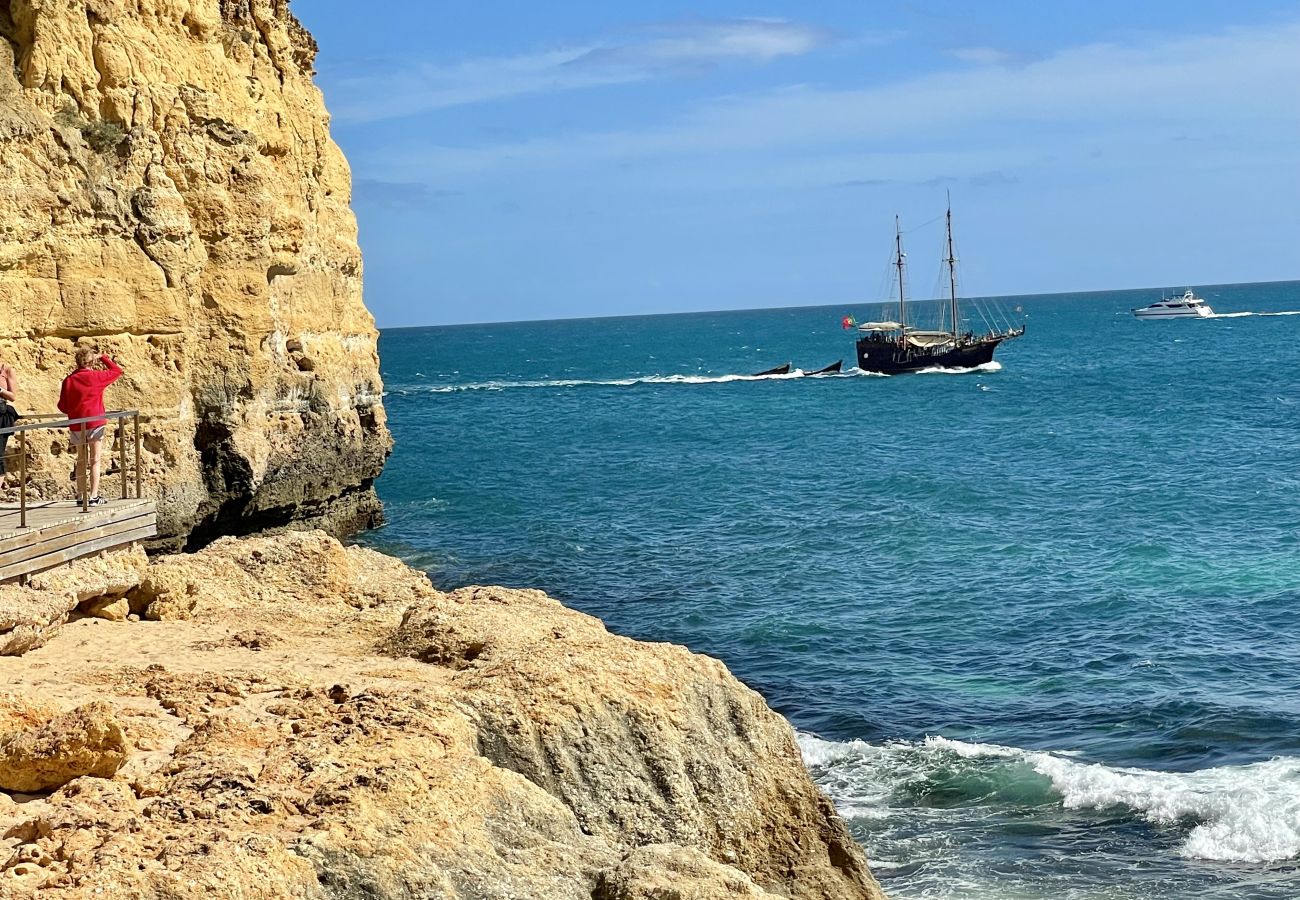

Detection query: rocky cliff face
(0, 532), (884, 899)
(0, 0), (389, 549)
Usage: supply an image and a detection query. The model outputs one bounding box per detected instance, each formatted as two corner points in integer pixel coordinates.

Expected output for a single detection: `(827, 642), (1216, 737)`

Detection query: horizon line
(376, 277), (1300, 332)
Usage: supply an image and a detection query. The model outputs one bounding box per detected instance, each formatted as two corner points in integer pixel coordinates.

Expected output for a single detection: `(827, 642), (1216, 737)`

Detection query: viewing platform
(0, 498), (157, 582)
(0, 410), (156, 583)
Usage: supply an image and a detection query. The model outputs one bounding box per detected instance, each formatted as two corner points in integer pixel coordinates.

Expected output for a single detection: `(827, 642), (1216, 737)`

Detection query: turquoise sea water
(360, 281), (1300, 899)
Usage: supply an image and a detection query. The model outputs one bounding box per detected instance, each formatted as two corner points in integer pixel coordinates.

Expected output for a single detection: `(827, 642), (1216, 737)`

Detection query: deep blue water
(359, 281), (1300, 899)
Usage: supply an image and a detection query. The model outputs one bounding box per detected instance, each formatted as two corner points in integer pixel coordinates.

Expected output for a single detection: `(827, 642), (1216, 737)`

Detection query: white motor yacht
(1132, 290), (1214, 319)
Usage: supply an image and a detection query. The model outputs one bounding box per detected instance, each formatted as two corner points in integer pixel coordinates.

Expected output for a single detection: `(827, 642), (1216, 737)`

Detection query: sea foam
(914, 361), (1003, 375)
(798, 733), (1300, 863)
(393, 368), (889, 394)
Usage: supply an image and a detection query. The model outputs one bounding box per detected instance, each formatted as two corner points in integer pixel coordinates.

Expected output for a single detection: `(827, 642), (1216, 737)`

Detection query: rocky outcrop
(0, 0), (390, 549)
(594, 846), (781, 899)
(0, 532), (884, 899)
(388, 588), (877, 898)
(0, 702), (128, 792)
(0, 544), (147, 654)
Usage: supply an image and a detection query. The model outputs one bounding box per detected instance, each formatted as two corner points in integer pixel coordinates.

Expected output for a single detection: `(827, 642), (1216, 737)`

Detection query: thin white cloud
(329, 19), (837, 123)
(569, 19), (832, 70)
(359, 19), (1300, 187)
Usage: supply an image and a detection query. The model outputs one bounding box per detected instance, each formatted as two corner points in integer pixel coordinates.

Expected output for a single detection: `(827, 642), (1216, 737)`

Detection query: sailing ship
(854, 205), (1024, 374)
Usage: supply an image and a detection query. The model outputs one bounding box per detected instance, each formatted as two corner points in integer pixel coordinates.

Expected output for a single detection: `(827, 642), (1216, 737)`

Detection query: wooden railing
(0, 410), (143, 528)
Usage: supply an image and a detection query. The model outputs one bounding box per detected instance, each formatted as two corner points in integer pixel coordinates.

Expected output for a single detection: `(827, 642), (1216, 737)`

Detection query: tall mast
(945, 194), (959, 339)
(894, 216), (907, 340)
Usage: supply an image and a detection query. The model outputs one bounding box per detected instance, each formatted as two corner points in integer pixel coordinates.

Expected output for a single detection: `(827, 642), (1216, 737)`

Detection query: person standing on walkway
(58, 349), (122, 506)
(0, 363), (18, 490)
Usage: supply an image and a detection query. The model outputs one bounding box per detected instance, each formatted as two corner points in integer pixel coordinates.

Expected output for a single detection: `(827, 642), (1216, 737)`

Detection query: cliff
(0, 532), (884, 899)
(0, 0), (390, 549)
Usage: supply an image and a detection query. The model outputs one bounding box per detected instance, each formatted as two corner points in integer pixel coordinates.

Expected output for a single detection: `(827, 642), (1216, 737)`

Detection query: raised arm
(0, 364), (15, 402)
(96, 355), (123, 386)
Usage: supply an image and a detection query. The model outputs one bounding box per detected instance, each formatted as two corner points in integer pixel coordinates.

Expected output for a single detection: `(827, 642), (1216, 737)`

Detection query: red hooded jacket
(58, 356), (122, 432)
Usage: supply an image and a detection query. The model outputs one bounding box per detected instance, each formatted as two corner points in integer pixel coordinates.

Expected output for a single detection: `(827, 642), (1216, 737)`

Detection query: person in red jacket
(0, 362), (17, 491)
(58, 348), (123, 506)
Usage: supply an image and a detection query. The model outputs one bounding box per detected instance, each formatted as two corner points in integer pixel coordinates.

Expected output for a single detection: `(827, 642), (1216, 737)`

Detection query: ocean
(359, 280), (1300, 900)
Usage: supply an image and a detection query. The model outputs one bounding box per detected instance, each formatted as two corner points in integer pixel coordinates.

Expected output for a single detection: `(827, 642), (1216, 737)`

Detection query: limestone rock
(388, 586), (879, 900)
(595, 845), (782, 899)
(28, 544), (147, 601)
(0, 0), (391, 550)
(79, 596), (128, 621)
(0, 695), (57, 736)
(0, 702), (129, 792)
(0, 545), (145, 654)
(0, 533), (884, 899)
(126, 566), (199, 621)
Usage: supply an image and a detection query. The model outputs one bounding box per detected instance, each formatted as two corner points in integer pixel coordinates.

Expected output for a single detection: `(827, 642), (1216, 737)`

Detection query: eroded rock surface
(0, 532), (884, 899)
(0, 545), (147, 654)
(0, 0), (390, 549)
(0, 702), (128, 792)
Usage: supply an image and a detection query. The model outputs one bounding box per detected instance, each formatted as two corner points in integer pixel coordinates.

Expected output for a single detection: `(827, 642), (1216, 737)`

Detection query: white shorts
(69, 426), (106, 446)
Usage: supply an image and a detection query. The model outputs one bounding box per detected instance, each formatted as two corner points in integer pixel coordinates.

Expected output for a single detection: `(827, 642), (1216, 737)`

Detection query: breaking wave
(1208, 311), (1300, 318)
(798, 733), (1300, 863)
(914, 361), (1003, 375)
(390, 368), (889, 394)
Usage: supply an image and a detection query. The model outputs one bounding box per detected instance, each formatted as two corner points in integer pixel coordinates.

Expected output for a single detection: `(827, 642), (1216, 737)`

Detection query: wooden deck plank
(0, 510), (155, 570)
(0, 498), (157, 582)
(0, 501), (153, 552)
(0, 498), (150, 532)
(0, 523), (157, 582)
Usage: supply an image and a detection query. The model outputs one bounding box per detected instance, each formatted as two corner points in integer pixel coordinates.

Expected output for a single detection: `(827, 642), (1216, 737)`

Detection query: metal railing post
(0, 411), (146, 525)
(133, 413), (142, 500)
(118, 417), (127, 500)
(18, 430), (26, 529)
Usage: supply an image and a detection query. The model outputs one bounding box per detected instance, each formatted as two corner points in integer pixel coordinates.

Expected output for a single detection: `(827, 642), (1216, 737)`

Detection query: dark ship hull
(855, 334), (1011, 374)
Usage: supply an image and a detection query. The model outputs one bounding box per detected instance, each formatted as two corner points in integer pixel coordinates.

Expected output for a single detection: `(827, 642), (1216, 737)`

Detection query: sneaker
(89, 496), (107, 506)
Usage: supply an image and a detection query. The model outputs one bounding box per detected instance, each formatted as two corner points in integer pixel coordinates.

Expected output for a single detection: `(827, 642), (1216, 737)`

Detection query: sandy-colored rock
(126, 566), (198, 621)
(79, 596), (128, 621)
(28, 544), (147, 601)
(0, 695), (57, 737)
(0, 545), (145, 654)
(0, 0), (390, 550)
(0, 533), (884, 899)
(388, 587), (877, 900)
(0, 701), (129, 792)
(595, 845), (781, 899)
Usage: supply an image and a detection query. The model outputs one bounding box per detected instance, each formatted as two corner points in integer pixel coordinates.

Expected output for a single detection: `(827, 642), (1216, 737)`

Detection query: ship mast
(894, 216), (907, 343)
(945, 194), (959, 341)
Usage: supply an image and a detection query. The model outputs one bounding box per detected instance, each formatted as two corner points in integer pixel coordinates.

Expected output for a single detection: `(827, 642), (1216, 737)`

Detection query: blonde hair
(74, 348), (97, 369)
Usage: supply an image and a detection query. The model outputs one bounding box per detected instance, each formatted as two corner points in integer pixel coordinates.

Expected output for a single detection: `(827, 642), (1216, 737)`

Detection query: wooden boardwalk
(0, 499), (157, 583)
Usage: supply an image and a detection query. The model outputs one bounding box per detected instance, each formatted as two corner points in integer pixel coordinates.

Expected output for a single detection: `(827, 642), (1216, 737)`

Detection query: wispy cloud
(359, 19), (1300, 189)
(329, 19), (838, 123)
(568, 19), (832, 71)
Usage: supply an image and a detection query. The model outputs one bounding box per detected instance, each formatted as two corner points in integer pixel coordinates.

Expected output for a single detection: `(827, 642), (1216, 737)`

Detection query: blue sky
(297, 1), (1300, 327)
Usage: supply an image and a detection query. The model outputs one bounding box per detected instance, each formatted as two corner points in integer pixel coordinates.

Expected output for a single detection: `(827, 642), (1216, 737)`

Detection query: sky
(295, 1), (1300, 327)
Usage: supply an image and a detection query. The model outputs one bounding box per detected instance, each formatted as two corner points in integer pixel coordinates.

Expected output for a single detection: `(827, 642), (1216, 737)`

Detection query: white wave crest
(1208, 310), (1300, 318)
(396, 368), (888, 394)
(914, 361), (1003, 375)
(798, 733), (1300, 863)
